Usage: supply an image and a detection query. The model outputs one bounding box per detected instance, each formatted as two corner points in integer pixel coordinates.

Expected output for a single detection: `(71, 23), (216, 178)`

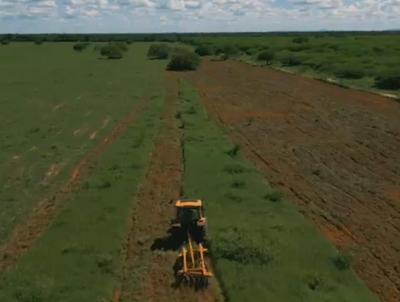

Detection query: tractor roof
(175, 199), (203, 208)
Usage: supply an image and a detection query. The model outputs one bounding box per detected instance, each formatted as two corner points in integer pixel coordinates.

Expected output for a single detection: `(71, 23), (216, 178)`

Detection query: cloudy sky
(0, 0), (399, 33)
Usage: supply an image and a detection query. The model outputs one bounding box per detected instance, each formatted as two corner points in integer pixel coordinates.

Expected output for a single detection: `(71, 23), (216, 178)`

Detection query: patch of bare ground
(0, 98), (148, 273)
(186, 59), (400, 302)
(117, 73), (222, 302)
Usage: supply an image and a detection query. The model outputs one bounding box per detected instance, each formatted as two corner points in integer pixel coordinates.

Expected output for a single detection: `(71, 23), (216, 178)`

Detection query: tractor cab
(172, 199), (207, 229)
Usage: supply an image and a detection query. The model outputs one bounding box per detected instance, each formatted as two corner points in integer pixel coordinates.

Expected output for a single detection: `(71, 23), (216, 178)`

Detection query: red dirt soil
(186, 59), (400, 302)
(0, 98), (148, 273)
(118, 73), (222, 302)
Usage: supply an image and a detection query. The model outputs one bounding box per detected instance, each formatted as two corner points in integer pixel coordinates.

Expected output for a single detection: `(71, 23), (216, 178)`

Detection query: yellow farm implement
(172, 199), (213, 286)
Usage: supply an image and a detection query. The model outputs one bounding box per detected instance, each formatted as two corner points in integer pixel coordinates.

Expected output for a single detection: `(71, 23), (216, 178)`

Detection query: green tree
(257, 50), (274, 64)
(167, 49), (201, 71)
(147, 44), (170, 59)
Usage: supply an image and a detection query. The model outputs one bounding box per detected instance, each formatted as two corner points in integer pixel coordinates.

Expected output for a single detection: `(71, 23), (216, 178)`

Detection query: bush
(96, 180), (112, 189)
(73, 42), (89, 52)
(333, 252), (352, 270)
(278, 52), (302, 66)
(257, 50), (274, 64)
(221, 44), (240, 56)
(334, 66), (365, 79)
(375, 73), (400, 90)
(220, 53), (229, 61)
(231, 180), (246, 189)
(113, 41), (128, 52)
(34, 39), (43, 45)
(226, 144), (240, 157)
(213, 228), (272, 265)
(264, 190), (282, 202)
(288, 44), (311, 52)
(292, 36), (309, 44)
(195, 45), (213, 56)
(147, 43), (170, 59)
(224, 164), (245, 174)
(245, 48), (257, 56)
(167, 49), (201, 71)
(100, 43), (124, 60)
(1, 40), (10, 45)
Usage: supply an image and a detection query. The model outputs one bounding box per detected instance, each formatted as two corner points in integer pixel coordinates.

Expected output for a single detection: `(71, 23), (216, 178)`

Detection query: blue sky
(0, 0), (399, 33)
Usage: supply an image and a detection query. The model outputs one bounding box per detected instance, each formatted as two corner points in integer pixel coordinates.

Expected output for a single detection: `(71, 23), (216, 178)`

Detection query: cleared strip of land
(117, 73), (223, 302)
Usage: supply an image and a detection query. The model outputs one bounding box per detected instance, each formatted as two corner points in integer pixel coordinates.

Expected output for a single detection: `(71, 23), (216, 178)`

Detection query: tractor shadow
(151, 227), (186, 251)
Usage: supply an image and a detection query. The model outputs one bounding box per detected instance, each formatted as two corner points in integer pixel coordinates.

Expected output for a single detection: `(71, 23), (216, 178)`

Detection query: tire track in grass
(0, 97), (148, 274)
(117, 73), (222, 302)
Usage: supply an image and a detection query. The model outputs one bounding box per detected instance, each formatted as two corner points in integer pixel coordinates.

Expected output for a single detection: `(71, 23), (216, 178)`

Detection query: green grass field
(185, 34), (400, 97)
(0, 42), (166, 245)
(0, 42), (168, 301)
(0, 42), (379, 301)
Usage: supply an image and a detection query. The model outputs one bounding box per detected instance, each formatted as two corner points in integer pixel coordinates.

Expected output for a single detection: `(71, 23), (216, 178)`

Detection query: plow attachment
(176, 232), (213, 287)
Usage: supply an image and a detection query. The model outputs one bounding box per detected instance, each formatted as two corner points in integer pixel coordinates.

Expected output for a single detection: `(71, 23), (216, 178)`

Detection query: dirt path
(0, 98), (148, 273)
(117, 73), (222, 302)
(186, 59), (400, 302)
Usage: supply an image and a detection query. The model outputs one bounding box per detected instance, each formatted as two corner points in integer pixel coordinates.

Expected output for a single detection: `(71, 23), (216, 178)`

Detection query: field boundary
(0, 97), (148, 274)
(228, 57), (400, 101)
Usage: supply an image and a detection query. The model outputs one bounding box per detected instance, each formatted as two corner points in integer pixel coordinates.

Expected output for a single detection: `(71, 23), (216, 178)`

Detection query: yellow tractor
(172, 199), (213, 286)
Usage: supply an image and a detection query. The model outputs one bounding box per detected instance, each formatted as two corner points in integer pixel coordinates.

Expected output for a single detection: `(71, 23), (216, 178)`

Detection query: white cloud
(0, 0), (57, 17)
(0, 0), (399, 31)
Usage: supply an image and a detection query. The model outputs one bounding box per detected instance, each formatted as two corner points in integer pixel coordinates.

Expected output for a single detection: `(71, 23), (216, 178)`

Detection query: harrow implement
(177, 231), (213, 285)
(172, 199), (213, 287)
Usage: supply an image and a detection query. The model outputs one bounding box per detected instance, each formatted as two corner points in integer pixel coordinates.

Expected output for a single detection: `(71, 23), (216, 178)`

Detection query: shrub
(231, 180), (246, 189)
(96, 254), (113, 274)
(257, 50), (274, 64)
(1, 40), (10, 45)
(245, 48), (257, 56)
(113, 41), (128, 52)
(226, 144), (240, 157)
(224, 193), (243, 203)
(213, 228), (272, 265)
(73, 42), (89, 52)
(224, 164), (245, 174)
(307, 275), (324, 291)
(334, 66), (365, 79)
(34, 39), (43, 45)
(195, 45), (213, 56)
(167, 49), (201, 71)
(96, 180), (112, 189)
(333, 252), (352, 270)
(185, 106), (197, 114)
(375, 73), (400, 90)
(372, 46), (384, 53)
(107, 48), (123, 60)
(292, 36), (309, 44)
(288, 44), (311, 52)
(263, 190), (282, 202)
(278, 52), (302, 66)
(221, 44), (240, 56)
(220, 53), (229, 61)
(100, 44), (123, 60)
(147, 43), (170, 59)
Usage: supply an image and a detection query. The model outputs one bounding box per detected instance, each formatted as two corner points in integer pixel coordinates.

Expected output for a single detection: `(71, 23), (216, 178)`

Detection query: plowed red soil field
(186, 59), (400, 302)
